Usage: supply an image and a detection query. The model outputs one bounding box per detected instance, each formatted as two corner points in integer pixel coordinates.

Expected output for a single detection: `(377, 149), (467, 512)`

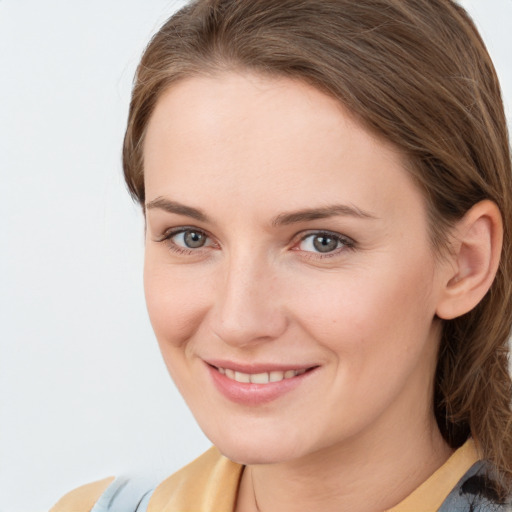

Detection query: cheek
(288, 256), (437, 359)
(143, 254), (210, 348)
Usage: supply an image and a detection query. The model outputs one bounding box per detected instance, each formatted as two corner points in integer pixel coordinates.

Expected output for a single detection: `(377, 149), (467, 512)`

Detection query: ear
(436, 200), (503, 320)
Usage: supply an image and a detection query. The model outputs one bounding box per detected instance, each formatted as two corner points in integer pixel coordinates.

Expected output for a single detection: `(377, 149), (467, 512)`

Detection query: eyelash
(295, 231), (356, 259)
(156, 227), (356, 259)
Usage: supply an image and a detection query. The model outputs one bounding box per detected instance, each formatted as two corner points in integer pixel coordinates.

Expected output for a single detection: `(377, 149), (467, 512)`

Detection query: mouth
(205, 361), (318, 405)
(215, 366), (308, 384)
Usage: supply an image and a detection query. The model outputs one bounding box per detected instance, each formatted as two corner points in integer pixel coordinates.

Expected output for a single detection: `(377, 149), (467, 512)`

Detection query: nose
(209, 252), (288, 348)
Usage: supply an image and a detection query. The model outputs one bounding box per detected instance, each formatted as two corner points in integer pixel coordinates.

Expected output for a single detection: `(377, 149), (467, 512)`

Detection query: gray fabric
(438, 461), (512, 512)
(89, 477), (155, 512)
(136, 490), (155, 512)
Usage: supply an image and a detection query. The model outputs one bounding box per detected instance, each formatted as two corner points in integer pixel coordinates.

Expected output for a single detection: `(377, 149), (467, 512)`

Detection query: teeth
(269, 371), (285, 382)
(250, 372), (269, 384)
(218, 367), (307, 384)
(234, 371), (250, 383)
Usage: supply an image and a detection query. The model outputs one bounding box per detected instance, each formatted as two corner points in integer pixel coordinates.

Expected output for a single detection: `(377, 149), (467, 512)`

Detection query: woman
(52, 0), (512, 510)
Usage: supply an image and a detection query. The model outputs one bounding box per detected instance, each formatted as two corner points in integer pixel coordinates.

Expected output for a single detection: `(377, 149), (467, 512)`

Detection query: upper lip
(205, 359), (318, 374)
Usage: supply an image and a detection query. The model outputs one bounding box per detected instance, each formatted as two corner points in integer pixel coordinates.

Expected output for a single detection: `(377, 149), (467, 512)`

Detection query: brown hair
(123, 0), (512, 496)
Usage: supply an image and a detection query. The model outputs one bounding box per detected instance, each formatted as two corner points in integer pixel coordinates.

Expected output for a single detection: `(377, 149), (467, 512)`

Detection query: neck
(236, 412), (452, 512)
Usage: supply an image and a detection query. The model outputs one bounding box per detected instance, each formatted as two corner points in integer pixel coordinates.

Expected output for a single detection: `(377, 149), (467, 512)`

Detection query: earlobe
(436, 200), (503, 320)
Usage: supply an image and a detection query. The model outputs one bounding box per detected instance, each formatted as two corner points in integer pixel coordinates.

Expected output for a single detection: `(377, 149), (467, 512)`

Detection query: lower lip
(207, 365), (315, 405)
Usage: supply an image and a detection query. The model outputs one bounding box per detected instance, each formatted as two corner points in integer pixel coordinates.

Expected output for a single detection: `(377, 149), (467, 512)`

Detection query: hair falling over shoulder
(123, 0), (512, 498)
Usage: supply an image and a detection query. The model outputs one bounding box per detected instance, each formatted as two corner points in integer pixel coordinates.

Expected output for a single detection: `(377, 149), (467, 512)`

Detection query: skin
(143, 72), (456, 512)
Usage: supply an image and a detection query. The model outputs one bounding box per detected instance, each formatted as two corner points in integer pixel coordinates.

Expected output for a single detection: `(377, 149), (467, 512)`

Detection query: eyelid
(156, 225), (207, 241)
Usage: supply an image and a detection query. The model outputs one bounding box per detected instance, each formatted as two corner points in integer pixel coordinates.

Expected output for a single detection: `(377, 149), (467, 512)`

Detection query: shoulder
(50, 476), (154, 512)
(49, 448), (242, 512)
(50, 477), (115, 512)
(439, 461), (512, 512)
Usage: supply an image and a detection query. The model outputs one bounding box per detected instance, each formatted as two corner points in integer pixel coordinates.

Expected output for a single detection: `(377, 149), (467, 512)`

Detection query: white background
(0, 1), (510, 510)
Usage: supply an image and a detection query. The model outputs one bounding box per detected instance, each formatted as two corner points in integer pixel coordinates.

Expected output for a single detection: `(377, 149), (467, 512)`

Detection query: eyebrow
(145, 197), (209, 222)
(271, 204), (377, 226)
(145, 197), (377, 226)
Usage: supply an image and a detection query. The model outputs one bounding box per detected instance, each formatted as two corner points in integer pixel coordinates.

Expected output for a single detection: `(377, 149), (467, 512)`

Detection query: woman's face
(143, 72), (449, 465)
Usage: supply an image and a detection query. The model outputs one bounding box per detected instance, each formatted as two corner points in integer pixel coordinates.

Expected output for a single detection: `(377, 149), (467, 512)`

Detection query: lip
(206, 359), (315, 374)
(205, 360), (318, 406)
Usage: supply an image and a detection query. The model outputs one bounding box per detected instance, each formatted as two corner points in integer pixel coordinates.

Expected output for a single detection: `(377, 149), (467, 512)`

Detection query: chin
(219, 444), (301, 466)
(204, 426), (309, 466)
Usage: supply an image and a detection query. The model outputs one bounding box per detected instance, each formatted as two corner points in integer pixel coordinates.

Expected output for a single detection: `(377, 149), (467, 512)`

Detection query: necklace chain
(250, 467), (262, 512)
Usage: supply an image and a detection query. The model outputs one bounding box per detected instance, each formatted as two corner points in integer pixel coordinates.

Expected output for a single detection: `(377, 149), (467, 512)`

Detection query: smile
(216, 367), (307, 384)
(207, 362), (317, 405)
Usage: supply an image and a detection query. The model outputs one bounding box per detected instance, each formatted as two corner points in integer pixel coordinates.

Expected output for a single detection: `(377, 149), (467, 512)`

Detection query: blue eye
(171, 229), (209, 249)
(298, 232), (351, 254)
(156, 227), (217, 257)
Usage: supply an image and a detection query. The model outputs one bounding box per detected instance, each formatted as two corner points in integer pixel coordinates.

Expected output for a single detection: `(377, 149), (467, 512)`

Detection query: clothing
(51, 440), (511, 512)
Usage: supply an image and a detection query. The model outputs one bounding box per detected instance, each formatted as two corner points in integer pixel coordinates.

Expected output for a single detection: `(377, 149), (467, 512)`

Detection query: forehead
(143, 72), (424, 224)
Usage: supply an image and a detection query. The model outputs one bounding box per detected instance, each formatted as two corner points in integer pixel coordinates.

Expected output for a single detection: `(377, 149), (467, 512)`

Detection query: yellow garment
(387, 439), (479, 512)
(51, 440), (479, 512)
(148, 446), (242, 512)
(50, 476), (114, 512)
